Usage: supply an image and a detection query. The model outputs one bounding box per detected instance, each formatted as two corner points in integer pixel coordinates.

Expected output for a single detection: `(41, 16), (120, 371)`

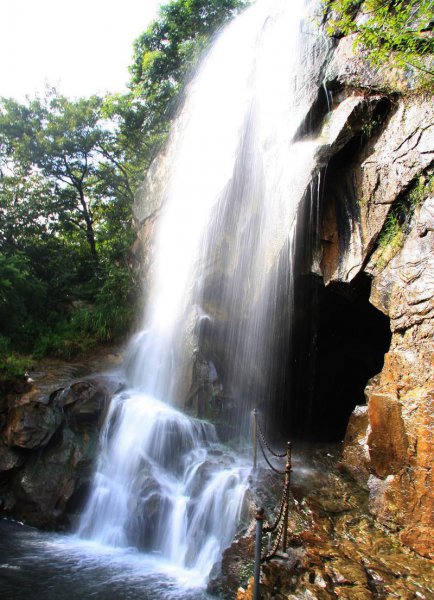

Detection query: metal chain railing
(251, 409), (292, 600)
(262, 454), (291, 561)
(257, 434), (286, 475)
(256, 417), (287, 458)
(262, 457), (290, 535)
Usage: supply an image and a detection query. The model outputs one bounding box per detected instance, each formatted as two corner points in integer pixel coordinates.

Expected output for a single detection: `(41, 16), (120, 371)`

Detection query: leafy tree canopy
(106, 0), (248, 172)
(0, 0), (246, 376)
(0, 91), (137, 361)
(1, 92), (118, 263)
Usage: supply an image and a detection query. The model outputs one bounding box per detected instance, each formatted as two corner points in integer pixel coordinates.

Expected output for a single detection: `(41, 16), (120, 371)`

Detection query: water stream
(77, 392), (249, 578)
(74, 0), (328, 592)
(0, 519), (212, 599)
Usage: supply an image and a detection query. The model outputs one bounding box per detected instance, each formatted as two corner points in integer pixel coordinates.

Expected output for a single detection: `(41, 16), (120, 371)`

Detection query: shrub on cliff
(324, 0), (434, 89)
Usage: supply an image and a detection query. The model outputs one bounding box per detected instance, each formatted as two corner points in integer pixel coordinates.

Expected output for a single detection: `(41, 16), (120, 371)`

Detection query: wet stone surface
(226, 444), (434, 600)
(0, 346), (124, 528)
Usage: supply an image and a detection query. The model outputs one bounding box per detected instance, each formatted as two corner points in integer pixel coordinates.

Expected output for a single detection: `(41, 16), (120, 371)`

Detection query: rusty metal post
(282, 441), (292, 552)
(252, 409), (258, 470)
(253, 507), (264, 600)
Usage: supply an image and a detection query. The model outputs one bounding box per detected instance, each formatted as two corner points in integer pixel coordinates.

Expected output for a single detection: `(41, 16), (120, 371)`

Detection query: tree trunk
(78, 186), (98, 263)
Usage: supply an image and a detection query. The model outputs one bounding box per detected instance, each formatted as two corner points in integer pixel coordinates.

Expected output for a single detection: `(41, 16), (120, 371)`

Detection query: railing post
(253, 507), (264, 600)
(252, 408), (258, 470)
(282, 441), (291, 552)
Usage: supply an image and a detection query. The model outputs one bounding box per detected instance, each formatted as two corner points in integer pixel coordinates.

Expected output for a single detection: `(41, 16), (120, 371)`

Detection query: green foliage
(324, 0), (434, 89)
(0, 336), (32, 381)
(360, 114), (383, 138)
(408, 170), (434, 206)
(119, 0), (247, 169)
(376, 171), (433, 268)
(0, 0), (243, 370)
(72, 264), (137, 343)
(28, 263), (137, 361)
(378, 211), (404, 250)
(0, 92), (113, 263)
(0, 90), (139, 364)
(238, 559), (255, 583)
(0, 252), (47, 349)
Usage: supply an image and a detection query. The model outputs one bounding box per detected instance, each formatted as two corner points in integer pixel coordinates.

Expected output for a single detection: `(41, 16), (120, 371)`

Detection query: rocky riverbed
(213, 445), (434, 599)
(1, 350), (433, 599)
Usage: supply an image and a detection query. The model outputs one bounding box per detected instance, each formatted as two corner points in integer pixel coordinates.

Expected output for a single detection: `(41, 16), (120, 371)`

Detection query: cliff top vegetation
(323, 0), (434, 90)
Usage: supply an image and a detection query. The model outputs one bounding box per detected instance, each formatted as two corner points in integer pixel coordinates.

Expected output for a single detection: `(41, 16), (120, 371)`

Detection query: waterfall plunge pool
(0, 519), (214, 600)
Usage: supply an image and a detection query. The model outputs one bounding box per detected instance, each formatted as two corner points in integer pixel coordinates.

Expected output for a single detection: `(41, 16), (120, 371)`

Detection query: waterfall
(78, 392), (247, 577)
(78, 0), (329, 584)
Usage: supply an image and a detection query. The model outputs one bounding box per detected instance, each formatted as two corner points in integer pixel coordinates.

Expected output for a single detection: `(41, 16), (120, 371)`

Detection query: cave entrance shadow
(272, 272), (392, 443)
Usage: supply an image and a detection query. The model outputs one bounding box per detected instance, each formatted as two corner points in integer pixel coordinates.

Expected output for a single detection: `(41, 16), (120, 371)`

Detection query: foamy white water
(79, 0), (329, 583)
(78, 392), (248, 580)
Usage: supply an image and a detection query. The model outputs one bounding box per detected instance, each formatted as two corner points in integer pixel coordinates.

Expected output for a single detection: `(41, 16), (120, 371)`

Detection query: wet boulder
(11, 426), (99, 528)
(4, 401), (63, 450)
(0, 348), (122, 528)
(54, 379), (113, 422)
(125, 463), (171, 550)
(0, 442), (24, 474)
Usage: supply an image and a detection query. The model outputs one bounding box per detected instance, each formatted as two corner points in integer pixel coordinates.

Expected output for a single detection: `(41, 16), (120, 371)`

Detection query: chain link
(256, 418), (287, 458)
(263, 476), (288, 533)
(253, 412), (291, 562)
(258, 434), (286, 475)
(262, 499), (287, 561)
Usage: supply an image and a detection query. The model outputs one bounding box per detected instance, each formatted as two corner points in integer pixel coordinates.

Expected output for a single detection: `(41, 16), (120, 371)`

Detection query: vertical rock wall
(341, 192), (434, 558)
(321, 49), (434, 557)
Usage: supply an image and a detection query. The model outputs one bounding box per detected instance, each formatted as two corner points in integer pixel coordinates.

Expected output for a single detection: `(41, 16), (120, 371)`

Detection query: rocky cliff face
(319, 49), (434, 558)
(131, 28), (434, 559)
(341, 189), (434, 558)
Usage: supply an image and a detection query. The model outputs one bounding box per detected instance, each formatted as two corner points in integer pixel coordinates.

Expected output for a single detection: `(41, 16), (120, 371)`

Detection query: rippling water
(0, 520), (213, 600)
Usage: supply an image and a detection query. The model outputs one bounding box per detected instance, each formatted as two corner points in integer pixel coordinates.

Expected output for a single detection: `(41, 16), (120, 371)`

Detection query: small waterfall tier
(78, 391), (249, 576)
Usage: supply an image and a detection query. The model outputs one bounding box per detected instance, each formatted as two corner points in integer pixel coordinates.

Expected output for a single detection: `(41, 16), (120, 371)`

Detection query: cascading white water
(78, 0), (329, 584)
(78, 392), (247, 577)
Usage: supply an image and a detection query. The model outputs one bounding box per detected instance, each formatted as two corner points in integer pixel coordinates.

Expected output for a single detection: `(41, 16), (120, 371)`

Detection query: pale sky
(0, 0), (165, 100)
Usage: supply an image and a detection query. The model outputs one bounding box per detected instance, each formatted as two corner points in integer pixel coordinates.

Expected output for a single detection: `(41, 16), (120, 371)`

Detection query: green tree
(109, 0), (248, 174)
(0, 92), (116, 264)
(0, 91), (138, 361)
(0, 0), (247, 372)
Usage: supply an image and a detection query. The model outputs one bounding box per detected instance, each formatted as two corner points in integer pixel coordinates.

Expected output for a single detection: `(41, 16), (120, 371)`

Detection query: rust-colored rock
(323, 33), (434, 557)
(229, 451), (434, 600)
(341, 405), (369, 485)
(341, 192), (434, 558)
(367, 390), (409, 478)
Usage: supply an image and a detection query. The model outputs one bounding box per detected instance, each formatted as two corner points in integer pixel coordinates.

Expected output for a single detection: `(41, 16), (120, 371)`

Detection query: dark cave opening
(268, 101), (394, 443)
(273, 272), (392, 442)
(198, 154), (393, 443)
